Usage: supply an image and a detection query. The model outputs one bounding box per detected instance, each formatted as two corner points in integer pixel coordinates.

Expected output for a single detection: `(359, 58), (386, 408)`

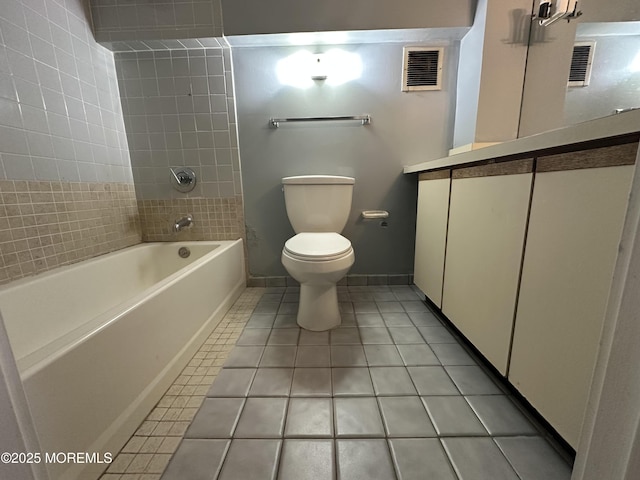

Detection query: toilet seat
(284, 232), (352, 261)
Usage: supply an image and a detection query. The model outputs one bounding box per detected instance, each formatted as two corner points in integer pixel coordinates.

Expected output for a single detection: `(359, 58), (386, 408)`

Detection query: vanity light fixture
(310, 54), (328, 80)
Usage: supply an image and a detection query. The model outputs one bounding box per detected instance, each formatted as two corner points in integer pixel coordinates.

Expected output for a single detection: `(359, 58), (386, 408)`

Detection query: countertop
(404, 109), (640, 174)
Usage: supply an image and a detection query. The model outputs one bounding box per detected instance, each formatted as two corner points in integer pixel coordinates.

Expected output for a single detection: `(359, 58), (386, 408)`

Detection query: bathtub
(0, 240), (245, 480)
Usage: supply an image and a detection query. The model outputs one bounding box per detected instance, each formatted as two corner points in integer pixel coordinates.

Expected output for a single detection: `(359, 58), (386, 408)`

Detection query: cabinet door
(414, 173), (450, 307)
(442, 163), (533, 375)
(509, 163), (634, 449)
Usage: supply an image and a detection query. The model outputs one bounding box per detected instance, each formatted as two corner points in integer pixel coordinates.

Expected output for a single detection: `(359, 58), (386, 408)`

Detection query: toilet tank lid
(282, 175), (355, 185)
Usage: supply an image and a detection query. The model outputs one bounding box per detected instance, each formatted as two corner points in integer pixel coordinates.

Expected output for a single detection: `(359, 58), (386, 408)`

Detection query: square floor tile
(445, 366), (503, 395)
(296, 346), (331, 367)
(369, 367), (417, 396)
(431, 344), (477, 365)
(373, 292), (397, 301)
(353, 301), (378, 313)
(332, 368), (375, 396)
(401, 301), (429, 312)
(388, 327), (426, 344)
(495, 437), (572, 480)
(408, 311), (441, 327)
(278, 440), (335, 480)
(422, 396), (487, 436)
(259, 346), (297, 367)
(363, 345), (404, 366)
(442, 437), (520, 480)
(466, 396), (538, 435)
(236, 329), (271, 346)
(260, 293), (284, 303)
(330, 327), (361, 345)
(339, 302), (354, 313)
(417, 326), (457, 343)
(274, 314), (298, 328)
(336, 439), (396, 480)
(377, 301), (404, 313)
(223, 346), (264, 368)
(378, 396), (436, 437)
(207, 369), (256, 397)
(350, 292), (374, 301)
(359, 327), (393, 344)
(290, 368), (332, 397)
(217, 439), (281, 480)
(299, 330), (330, 345)
(356, 312), (385, 326)
(284, 398), (333, 438)
(397, 345), (440, 366)
(185, 398), (245, 439)
(340, 313), (356, 326)
(393, 288), (422, 301)
(233, 398), (288, 438)
(246, 314), (276, 328)
(334, 397), (385, 437)
(382, 312), (413, 326)
(254, 303), (280, 314)
(331, 345), (367, 367)
(268, 329), (300, 345)
(161, 439), (229, 480)
(389, 438), (458, 480)
(282, 293), (299, 302)
(248, 368), (294, 397)
(278, 303), (298, 315)
(407, 366), (460, 395)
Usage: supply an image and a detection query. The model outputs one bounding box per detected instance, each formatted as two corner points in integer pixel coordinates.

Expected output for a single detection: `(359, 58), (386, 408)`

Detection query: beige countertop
(404, 109), (640, 174)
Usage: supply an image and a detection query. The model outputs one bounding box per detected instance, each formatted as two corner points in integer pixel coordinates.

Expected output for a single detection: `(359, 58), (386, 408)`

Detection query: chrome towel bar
(269, 115), (371, 128)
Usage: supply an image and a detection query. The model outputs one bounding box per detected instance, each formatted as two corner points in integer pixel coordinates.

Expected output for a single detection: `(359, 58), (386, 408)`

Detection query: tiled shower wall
(114, 44), (244, 242)
(0, 0), (141, 284)
(90, 0), (223, 42)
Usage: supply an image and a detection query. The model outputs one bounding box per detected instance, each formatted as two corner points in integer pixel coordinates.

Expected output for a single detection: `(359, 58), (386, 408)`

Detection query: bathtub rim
(7, 240), (240, 378)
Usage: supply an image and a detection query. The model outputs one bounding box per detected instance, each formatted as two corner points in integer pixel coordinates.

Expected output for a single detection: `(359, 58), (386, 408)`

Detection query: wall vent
(402, 47), (443, 92)
(568, 42), (595, 87)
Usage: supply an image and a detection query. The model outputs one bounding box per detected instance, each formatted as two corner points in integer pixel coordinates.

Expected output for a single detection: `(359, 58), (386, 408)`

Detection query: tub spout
(173, 215), (194, 232)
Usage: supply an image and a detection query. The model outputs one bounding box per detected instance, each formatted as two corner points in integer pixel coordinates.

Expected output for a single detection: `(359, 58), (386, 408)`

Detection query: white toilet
(281, 175), (355, 331)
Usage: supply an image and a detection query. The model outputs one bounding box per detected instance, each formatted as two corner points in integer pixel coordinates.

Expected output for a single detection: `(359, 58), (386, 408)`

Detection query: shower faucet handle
(169, 167), (197, 193)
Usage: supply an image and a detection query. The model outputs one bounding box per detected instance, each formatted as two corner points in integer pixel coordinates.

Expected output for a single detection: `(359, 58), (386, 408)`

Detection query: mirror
(518, 0), (640, 138)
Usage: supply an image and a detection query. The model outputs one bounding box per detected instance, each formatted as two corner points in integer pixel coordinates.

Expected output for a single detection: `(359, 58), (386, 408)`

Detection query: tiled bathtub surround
(105, 286), (572, 479)
(114, 45), (241, 201)
(138, 196), (244, 241)
(90, 0), (224, 43)
(0, 0), (132, 184)
(0, 179), (140, 284)
(114, 44), (244, 243)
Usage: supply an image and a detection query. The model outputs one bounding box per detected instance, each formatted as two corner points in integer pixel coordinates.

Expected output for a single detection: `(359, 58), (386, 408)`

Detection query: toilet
(281, 175), (355, 331)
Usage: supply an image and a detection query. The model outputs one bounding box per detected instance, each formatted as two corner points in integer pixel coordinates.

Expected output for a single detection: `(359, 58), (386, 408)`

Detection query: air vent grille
(402, 47), (443, 92)
(568, 42), (595, 87)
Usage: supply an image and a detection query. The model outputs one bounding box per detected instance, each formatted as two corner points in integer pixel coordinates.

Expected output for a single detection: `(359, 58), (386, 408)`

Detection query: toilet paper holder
(361, 210), (389, 219)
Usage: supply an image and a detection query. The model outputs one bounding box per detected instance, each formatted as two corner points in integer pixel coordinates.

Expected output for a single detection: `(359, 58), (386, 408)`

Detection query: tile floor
(102, 285), (573, 480)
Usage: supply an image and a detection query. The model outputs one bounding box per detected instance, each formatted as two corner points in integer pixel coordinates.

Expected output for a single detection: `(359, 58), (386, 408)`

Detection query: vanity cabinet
(441, 160), (533, 375)
(508, 144), (637, 448)
(413, 171), (451, 307)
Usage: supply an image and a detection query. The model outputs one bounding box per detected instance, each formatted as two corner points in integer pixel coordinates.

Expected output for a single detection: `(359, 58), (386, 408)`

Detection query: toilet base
(296, 283), (341, 331)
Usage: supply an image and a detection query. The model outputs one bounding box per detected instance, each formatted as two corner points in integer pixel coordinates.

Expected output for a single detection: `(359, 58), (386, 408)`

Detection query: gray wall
(222, 0), (476, 36)
(233, 42), (460, 277)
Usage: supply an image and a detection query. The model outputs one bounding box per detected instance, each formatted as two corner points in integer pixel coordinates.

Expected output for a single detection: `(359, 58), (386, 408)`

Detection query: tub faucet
(173, 215), (194, 232)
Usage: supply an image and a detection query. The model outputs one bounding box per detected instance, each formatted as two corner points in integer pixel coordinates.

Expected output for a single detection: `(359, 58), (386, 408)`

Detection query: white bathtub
(0, 240), (245, 480)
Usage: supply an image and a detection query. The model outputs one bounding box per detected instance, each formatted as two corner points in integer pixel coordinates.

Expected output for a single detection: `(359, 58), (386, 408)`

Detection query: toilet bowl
(280, 175), (355, 331)
(282, 232), (355, 331)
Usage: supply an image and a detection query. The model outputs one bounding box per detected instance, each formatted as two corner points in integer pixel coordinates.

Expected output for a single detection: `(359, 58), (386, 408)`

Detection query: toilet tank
(282, 175), (355, 233)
